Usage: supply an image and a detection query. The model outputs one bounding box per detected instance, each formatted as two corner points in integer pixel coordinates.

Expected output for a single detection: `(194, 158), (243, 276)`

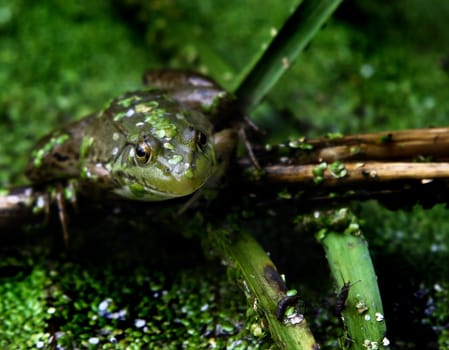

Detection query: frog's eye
(135, 142), (152, 164)
(195, 131), (208, 150)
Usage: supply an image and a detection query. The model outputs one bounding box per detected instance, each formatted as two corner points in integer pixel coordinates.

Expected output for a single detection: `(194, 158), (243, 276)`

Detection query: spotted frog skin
(26, 70), (237, 201)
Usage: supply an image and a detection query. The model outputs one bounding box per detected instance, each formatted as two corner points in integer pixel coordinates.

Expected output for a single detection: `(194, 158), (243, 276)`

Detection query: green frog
(26, 70), (238, 202)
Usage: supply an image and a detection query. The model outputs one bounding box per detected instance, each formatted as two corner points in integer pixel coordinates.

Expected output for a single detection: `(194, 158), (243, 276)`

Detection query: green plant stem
(210, 227), (318, 349)
(317, 210), (388, 349)
(234, 0), (343, 113)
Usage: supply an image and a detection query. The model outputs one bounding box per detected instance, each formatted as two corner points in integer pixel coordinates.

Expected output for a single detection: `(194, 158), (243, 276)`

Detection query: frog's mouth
(112, 167), (211, 201)
(112, 181), (183, 201)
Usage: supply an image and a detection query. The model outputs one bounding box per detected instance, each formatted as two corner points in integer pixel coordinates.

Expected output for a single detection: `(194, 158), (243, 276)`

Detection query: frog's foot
(212, 128), (239, 177)
(243, 115), (266, 136)
(239, 126), (260, 169)
(176, 189), (204, 215)
(51, 181), (78, 249)
(237, 119), (263, 170)
(0, 184), (74, 247)
(54, 183), (69, 248)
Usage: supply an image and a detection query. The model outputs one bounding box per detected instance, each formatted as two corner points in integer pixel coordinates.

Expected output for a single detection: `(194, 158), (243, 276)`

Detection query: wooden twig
(0, 186), (47, 231)
(257, 127), (449, 164)
(261, 162), (449, 186)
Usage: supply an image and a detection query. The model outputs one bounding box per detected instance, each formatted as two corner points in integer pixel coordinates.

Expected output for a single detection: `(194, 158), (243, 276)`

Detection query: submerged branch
(208, 226), (319, 349)
(315, 209), (388, 349)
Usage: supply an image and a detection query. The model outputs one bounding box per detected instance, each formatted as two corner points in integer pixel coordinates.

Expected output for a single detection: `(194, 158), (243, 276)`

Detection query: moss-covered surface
(1, 0), (449, 348)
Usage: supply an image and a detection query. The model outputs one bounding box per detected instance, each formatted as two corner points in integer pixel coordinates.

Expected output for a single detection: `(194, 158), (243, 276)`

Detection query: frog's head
(109, 91), (216, 201)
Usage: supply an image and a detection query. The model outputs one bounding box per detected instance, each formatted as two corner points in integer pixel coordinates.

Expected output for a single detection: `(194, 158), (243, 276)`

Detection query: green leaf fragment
(277, 189), (292, 199)
(288, 139), (313, 150)
(350, 146), (362, 155)
(313, 162), (327, 184)
(117, 95), (142, 108)
(326, 132), (344, 139)
(329, 161), (347, 178)
(0, 188), (9, 196)
(286, 289), (298, 297)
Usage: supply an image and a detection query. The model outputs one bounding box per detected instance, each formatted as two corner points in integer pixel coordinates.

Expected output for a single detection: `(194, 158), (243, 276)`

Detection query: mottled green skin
(26, 71), (235, 201)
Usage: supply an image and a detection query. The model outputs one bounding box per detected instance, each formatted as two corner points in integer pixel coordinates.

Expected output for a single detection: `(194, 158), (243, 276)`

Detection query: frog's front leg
(212, 128), (238, 177)
(54, 182), (70, 246)
(25, 116), (94, 183)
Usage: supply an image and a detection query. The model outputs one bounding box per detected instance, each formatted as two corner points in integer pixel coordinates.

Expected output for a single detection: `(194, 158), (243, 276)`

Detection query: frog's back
(25, 116), (94, 184)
